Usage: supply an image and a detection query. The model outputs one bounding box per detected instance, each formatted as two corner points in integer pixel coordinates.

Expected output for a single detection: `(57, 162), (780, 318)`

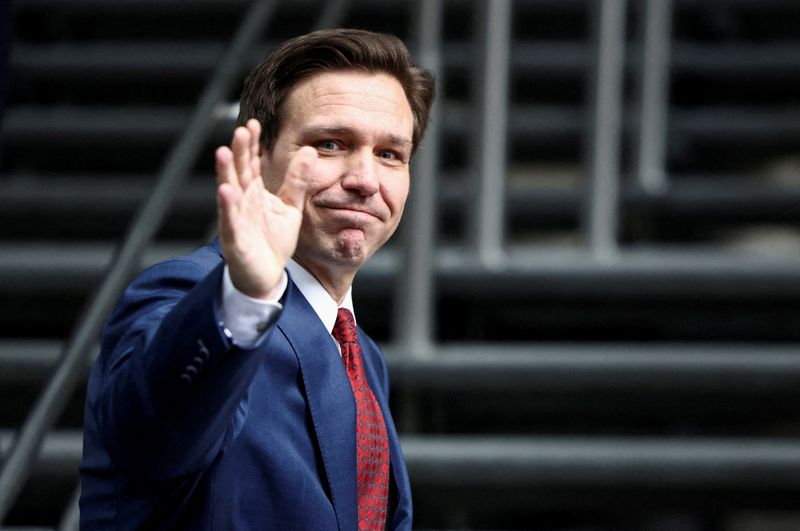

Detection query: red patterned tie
(332, 308), (390, 530)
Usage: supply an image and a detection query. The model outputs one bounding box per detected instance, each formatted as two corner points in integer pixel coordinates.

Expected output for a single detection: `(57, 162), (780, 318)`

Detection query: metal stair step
(5, 104), (800, 153)
(386, 342), (800, 393)
(12, 41), (800, 81)
(0, 241), (197, 293)
(3, 175), (800, 227)
(3, 429), (800, 490)
(3, 339), (798, 395)
(2, 241), (800, 297)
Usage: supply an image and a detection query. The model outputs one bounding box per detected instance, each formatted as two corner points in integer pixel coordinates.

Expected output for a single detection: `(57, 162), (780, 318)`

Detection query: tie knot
(332, 308), (358, 346)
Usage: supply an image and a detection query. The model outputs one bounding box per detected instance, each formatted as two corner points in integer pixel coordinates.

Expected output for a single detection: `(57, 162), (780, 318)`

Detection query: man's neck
(286, 258), (355, 336)
(291, 256), (355, 305)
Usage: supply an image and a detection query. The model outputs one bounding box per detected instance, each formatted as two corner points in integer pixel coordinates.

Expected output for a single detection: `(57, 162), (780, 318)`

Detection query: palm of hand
(216, 120), (312, 300)
(227, 178), (303, 298)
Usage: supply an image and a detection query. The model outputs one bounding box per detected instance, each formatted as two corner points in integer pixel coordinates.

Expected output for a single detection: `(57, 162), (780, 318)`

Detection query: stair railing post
(583, 0), (627, 263)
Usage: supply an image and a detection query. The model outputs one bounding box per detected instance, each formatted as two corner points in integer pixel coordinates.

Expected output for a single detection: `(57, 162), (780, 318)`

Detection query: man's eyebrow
(301, 126), (352, 137)
(301, 126), (412, 149)
(386, 134), (413, 150)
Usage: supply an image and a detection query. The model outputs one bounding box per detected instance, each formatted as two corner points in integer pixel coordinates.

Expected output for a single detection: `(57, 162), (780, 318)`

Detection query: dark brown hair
(238, 28), (435, 153)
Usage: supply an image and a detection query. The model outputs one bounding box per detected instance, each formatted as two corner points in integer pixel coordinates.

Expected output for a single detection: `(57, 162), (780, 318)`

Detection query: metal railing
(635, 0), (674, 194)
(393, 0), (444, 356)
(394, 0), (674, 352)
(584, 0), (627, 262)
(471, 0), (512, 269)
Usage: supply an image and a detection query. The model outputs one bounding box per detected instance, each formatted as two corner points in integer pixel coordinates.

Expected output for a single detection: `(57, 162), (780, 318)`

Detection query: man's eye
(315, 140), (339, 151)
(378, 150), (400, 161)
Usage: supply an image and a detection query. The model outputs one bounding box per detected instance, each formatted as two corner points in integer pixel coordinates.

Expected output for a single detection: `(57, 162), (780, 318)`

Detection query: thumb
(277, 146), (316, 210)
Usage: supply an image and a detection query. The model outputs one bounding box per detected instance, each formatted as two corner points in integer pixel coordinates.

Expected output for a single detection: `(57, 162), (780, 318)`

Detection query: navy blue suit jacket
(79, 241), (412, 530)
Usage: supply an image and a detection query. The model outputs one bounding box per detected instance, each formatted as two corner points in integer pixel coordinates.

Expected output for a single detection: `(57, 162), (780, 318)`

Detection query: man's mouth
(320, 203), (383, 221)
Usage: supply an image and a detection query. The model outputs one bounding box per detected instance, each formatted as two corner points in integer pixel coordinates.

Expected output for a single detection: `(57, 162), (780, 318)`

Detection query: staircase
(3, 0), (800, 529)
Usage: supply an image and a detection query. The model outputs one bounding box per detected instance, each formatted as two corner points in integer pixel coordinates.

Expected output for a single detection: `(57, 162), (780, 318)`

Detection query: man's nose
(341, 149), (379, 196)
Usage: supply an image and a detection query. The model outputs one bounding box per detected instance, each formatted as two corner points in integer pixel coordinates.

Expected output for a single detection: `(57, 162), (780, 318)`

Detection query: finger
(247, 119), (262, 181)
(216, 183), (239, 246)
(277, 146), (315, 210)
(215, 146), (239, 190)
(247, 119), (261, 155)
(232, 126), (254, 188)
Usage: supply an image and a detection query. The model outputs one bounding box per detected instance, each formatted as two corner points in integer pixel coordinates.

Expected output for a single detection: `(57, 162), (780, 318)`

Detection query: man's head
(238, 28), (435, 154)
(237, 29), (435, 295)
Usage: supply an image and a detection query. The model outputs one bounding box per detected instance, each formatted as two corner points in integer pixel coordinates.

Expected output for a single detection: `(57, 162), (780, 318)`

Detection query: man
(79, 28), (435, 530)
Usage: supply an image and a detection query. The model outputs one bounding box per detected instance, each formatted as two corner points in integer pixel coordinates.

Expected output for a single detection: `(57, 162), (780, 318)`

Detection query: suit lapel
(276, 279), (358, 531)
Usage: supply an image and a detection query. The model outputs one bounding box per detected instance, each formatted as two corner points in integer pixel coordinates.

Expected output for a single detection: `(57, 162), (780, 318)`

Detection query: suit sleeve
(91, 258), (270, 480)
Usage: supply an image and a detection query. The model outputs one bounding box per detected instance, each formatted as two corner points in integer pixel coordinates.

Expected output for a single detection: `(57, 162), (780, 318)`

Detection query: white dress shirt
(219, 259), (354, 349)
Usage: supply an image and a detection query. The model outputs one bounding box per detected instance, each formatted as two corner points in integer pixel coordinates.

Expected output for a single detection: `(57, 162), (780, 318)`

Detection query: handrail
(55, 487), (80, 531)
(635, 0), (673, 194)
(471, 0), (512, 269)
(392, 0), (443, 357)
(0, 0), (280, 521)
(584, 0), (627, 262)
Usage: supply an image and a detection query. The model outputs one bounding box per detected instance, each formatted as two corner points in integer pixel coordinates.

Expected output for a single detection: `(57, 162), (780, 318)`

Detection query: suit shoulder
(105, 244), (223, 336)
(135, 243), (222, 285)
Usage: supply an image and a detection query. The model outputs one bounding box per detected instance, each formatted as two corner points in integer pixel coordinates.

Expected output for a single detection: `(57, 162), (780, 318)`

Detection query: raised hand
(216, 119), (314, 299)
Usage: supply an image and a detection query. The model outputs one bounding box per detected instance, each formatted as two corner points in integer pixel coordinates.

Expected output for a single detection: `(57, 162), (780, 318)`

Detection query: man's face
(261, 70), (414, 277)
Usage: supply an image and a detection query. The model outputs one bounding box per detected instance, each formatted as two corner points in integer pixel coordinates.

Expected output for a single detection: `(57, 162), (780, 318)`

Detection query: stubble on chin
(332, 229), (371, 265)
(295, 228), (368, 275)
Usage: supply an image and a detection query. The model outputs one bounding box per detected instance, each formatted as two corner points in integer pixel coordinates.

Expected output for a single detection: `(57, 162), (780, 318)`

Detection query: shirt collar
(285, 258), (354, 335)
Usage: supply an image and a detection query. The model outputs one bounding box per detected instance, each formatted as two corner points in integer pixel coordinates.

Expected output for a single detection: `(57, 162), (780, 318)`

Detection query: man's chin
(333, 246), (369, 268)
(296, 230), (376, 273)
(331, 228), (367, 254)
